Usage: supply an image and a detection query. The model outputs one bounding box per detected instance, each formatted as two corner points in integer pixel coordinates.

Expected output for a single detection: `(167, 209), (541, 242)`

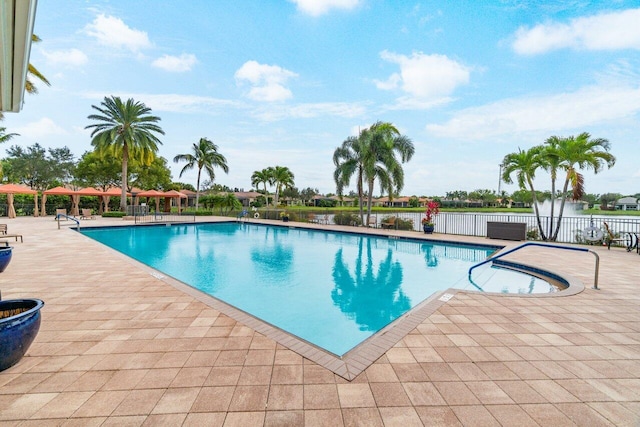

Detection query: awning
(0, 0), (39, 112)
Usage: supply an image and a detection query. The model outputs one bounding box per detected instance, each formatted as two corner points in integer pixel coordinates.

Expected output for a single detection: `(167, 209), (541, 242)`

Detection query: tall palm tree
(251, 168), (273, 206)
(334, 122), (414, 225)
(362, 122), (414, 223)
(548, 132), (615, 241)
(334, 134), (366, 223)
(501, 146), (547, 240)
(271, 166), (295, 207)
(85, 96), (164, 211)
(541, 136), (562, 239)
(173, 137), (228, 209)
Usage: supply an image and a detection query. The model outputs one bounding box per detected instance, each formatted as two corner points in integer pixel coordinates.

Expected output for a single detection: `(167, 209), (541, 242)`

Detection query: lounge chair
(80, 209), (95, 220)
(381, 217), (396, 229)
(0, 224), (23, 243)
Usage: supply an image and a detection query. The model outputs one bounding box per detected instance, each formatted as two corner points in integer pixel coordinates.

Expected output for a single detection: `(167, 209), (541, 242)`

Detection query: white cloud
(82, 92), (243, 114)
(41, 48), (88, 67)
(375, 50), (471, 108)
(84, 14), (152, 53)
(252, 102), (367, 121)
(13, 118), (67, 139)
(235, 61), (298, 102)
(513, 8), (640, 55)
(426, 84), (640, 140)
(289, 0), (359, 16)
(152, 53), (198, 72)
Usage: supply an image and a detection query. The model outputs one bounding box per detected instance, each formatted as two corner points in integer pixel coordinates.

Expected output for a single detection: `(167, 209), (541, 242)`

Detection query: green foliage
(408, 196), (420, 208)
(382, 215), (414, 230)
(317, 198), (337, 207)
(333, 212), (362, 226)
(3, 143), (75, 191)
(129, 156), (172, 190)
(74, 150), (121, 189)
(102, 211), (125, 218)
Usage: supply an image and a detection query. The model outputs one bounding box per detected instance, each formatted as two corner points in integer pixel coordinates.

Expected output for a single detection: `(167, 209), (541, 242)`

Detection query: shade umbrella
(161, 190), (187, 214)
(43, 186), (79, 216)
(77, 187), (105, 214)
(0, 184), (38, 219)
(137, 189), (164, 213)
(102, 187), (131, 213)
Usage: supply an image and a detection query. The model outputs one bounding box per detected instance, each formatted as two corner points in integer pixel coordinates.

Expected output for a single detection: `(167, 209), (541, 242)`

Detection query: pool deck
(1, 216), (639, 426)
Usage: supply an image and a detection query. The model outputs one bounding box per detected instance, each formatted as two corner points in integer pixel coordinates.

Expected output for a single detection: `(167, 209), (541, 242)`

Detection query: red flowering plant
(421, 201), (440, 226)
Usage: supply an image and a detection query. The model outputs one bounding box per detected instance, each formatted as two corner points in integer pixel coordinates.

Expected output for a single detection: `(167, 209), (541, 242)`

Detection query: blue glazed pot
(0, 247), (12, 273)
(423, 224), (435, 234)
(0, 299), (44, 372)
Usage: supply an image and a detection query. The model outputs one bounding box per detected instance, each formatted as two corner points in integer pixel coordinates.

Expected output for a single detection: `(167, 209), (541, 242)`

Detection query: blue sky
(3, 0), (640, 197)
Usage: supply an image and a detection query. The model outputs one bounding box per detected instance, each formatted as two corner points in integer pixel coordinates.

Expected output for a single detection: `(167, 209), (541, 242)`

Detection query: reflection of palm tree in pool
(331, 238), (410, 331)
(422, 245), (439, 267)
(250, 227), (293, 281)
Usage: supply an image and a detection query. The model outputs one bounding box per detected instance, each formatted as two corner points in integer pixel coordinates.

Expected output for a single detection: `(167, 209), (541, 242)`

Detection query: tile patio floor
(0, 216), (638, 426)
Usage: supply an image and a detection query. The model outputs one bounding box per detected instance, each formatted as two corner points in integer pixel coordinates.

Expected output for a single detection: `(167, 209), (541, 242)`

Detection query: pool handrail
(56, 213), (80, 231)
(468, 242), (600, 290)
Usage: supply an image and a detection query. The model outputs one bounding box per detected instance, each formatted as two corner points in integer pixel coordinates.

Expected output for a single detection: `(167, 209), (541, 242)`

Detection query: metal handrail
(56, 214), (80, 230)
(468, 242), (600, 290)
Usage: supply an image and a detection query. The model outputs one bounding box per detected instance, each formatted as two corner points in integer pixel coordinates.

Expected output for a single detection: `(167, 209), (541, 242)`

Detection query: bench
(487, 221), (526, 241)
(0, 224), (22, 243)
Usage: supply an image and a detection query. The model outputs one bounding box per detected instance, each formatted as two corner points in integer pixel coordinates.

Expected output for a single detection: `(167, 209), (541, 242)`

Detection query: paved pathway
(0, 216), (638, 426)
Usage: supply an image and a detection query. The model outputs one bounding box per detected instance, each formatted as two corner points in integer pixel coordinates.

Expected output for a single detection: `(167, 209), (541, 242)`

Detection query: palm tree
(85, 96), (164, 211)
(0, 127), (18, 144)
(25, 35), (51, 95)
(173, 138), (228, 209)
(547, 132), (615, 241)
(501, 146), (548, 240)
(333, 122), (414, 225)
(251, 168), (273, 207)
(334, 134), (366, 223)
(271, 166), (295, 206)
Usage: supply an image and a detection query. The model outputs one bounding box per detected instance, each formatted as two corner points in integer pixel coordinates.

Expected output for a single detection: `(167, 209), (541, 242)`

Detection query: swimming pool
(80, 222), (557, 356)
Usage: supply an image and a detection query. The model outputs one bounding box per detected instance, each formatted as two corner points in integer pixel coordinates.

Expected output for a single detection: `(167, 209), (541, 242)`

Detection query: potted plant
(421, 201), (440, 234)
(0, 299), (44, 371)
(0, 246), (13, 273)
(280, 211), (289, 222)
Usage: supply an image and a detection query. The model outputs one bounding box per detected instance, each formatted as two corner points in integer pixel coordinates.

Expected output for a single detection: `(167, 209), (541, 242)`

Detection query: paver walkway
(0, 216), (638, 426)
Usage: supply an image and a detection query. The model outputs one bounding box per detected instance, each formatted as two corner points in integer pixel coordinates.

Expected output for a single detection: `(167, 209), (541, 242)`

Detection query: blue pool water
(80, 223), (556, 355)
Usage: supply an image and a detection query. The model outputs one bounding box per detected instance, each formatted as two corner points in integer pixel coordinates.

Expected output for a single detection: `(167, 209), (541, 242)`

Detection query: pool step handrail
(56, 213), (80, 230)
(468, 242), (600, 290)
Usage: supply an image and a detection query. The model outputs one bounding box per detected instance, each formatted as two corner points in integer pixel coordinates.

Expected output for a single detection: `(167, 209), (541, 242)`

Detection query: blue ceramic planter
(0, 299), (44, 371)
(0, 247), (12, 273)
(423, 224), (435, 234)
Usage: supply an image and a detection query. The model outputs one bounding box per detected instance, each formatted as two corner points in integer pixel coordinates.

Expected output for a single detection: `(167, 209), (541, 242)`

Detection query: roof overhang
(0, 0), (38, 112)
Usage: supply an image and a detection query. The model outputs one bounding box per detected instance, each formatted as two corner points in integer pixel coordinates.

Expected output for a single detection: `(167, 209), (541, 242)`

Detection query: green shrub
(102, 211), (125, 218)
(381, 215), (413, 230)
(333, 212), (361, 226)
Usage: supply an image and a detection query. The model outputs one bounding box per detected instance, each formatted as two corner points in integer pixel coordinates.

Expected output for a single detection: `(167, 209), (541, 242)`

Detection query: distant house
(615, 197), (639, 211)
(233, 191), (263, 207)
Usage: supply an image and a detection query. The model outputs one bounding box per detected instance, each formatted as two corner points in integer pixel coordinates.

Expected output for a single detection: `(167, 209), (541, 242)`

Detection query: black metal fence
(249, 209), (640, 245)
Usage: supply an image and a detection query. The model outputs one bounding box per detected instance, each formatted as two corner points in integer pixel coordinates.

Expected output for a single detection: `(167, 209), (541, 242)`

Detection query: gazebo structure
(42, 186), (79, 217)
(0, 184), (38, 218)
(102, 187), (131, 213)
(76, 187), (106, 214)
(136, 189), (164, 214)
(162, 190), (188, 213)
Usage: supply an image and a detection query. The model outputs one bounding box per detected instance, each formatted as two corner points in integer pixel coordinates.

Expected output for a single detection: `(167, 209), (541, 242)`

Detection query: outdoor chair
(381, 217), (396, 229)
(0, 223), (23, 243)
(367, 217), (378, 228)
(80, 209), (95, 220)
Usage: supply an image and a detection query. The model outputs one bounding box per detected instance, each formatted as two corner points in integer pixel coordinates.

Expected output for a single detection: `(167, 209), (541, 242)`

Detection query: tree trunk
(366, 178), (375, 226)
(552, 172), (572, 241)
(528, 177), (547, 241)
(195, 168), (201, 210)
(357, 168), (364, 225)
(121, 145), (128, 212)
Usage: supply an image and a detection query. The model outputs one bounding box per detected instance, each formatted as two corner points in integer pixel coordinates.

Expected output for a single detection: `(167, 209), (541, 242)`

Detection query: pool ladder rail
(468, 242), (600, 290)
(55, 213), (80, 231)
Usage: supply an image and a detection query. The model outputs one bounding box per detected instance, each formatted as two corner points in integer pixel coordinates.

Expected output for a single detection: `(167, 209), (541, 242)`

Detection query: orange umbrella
(137, 189), (164, 213)
(102, 187), (131, 212)
(161, 190), (187, 213)
(43, 186), (79, 216)
(77, 187), (105, 214)
(0, 184), (38, 219)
